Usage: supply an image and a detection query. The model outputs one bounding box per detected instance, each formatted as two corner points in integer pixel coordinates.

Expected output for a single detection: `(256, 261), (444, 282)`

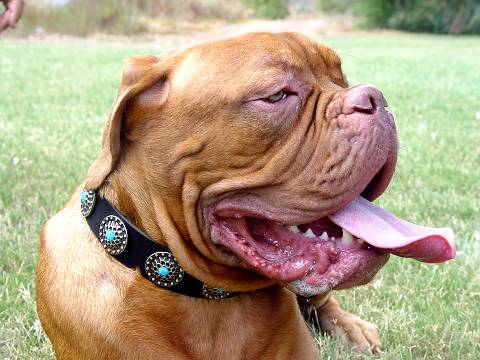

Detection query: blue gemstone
(158, 266), (169, 277)
(81, 191), (88, 202)
(106, 230), (115, 241)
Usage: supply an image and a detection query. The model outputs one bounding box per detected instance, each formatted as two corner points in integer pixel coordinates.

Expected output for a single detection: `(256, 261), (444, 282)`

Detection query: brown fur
(36, 32), (382, 359)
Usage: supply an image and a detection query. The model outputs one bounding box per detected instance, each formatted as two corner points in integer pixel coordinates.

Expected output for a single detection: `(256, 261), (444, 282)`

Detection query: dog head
(85, 32), (404, 295)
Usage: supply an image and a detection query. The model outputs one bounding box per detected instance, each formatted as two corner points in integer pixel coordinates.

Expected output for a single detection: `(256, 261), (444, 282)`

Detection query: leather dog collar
(80, 190), (238, 300)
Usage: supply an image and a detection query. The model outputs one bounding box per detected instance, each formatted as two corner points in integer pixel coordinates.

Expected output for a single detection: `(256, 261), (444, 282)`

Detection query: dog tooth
(305, 228), (316, 238)
(341, 229), (353, 245)
(288, 225), (300, 233)
(319, 231), (329, 241)
(330, 236), (335, 241)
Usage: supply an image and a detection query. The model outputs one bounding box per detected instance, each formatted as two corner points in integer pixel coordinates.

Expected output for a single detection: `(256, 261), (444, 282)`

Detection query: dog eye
(265, 90), (287, 103)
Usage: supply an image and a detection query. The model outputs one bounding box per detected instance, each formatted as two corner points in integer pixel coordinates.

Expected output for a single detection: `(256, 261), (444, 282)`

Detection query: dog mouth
(206, 85), (455, 296)
(210, 195), (455, 297)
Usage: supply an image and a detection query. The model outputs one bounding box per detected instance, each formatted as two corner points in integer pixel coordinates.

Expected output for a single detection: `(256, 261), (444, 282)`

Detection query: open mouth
(210, 195), (456, 297)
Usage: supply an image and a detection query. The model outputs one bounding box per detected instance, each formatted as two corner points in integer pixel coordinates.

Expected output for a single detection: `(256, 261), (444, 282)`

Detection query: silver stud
(145, 252), (184, 288)
(80, 189), (96, 217)
(99, 215), (128, 255)
(202, 284), (231, 300)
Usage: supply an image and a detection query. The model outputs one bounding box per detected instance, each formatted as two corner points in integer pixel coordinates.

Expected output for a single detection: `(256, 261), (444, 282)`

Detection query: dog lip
(211, 188), (361, 226)
(213, 202), (333, 227)
(360, 141), (397, 201)
(286, 249), (389, 296)
(360, 115), (398, 201)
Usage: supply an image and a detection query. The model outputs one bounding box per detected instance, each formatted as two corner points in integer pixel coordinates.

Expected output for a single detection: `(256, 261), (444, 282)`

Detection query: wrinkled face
(135, 33), (398, 296)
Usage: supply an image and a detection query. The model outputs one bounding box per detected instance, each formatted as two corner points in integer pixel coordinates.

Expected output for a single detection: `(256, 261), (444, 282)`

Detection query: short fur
(36, 32), (382, 359)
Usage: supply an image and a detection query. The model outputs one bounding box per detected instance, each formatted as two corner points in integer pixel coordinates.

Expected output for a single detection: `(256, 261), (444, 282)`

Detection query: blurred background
(6, 0), (480, 36)
(1, 0), (479, 359)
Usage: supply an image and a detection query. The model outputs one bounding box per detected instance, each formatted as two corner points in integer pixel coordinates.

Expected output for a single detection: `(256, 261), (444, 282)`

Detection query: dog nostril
(340, 86), (387, 117)
(352, 95), (376, 115)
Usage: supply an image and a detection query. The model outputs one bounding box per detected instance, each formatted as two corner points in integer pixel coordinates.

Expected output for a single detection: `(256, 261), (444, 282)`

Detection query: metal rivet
(202, 284), (232, 300)
(99, 215), (128, 255)
(80, 190), (96, 217)
(145, 252), (184, 288)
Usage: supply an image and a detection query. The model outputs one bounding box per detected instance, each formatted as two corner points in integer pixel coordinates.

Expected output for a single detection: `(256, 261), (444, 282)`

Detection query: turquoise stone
(81, 191), (88, 202)
(158, 266), (169, 277)
(106, 230), (115, 241)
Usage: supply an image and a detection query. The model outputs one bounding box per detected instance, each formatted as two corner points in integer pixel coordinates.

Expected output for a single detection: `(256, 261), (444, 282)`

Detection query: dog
(36, 32), (455, 359)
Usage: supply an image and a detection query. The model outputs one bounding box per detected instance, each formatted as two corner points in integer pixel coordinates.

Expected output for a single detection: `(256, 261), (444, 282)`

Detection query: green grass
(1, 33), (479, 359)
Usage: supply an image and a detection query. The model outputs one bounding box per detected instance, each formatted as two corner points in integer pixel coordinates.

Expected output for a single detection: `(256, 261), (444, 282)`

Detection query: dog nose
(343, 85), (388, 115)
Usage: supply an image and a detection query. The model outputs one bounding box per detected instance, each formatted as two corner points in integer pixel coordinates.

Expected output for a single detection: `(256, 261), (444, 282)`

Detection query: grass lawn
(1, 33), (479, 359)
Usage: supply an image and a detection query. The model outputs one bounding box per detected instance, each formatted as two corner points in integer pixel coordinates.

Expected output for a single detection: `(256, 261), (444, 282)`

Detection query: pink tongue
(328, 196), (455, 263)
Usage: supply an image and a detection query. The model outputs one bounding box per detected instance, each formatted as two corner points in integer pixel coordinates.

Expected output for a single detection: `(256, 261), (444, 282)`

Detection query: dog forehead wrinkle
(254, 51), (303, 72)
(323, 47), (342, 68)
(173, 44), (307, 97)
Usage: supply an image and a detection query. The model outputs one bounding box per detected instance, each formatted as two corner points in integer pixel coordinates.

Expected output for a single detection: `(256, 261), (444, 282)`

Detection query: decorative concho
(145, 252), (184, 288)
(80, 189), (96, 217)
(202, 284), (232, 300)
(98, 215), (128, 255)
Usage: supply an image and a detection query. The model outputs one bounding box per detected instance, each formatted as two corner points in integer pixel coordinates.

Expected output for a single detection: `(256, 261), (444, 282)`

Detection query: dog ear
(84, 55), (169, 190)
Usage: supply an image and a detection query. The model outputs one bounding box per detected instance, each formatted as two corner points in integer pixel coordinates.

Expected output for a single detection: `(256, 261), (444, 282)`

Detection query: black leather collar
(80, 190), (238, 300)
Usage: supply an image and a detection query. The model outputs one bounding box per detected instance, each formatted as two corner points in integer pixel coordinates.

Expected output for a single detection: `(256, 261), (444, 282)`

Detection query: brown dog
(36, 32), (455, 359)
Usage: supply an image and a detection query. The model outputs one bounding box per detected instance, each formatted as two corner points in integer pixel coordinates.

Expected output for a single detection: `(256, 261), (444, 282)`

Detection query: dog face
(86, 32), (398, 296)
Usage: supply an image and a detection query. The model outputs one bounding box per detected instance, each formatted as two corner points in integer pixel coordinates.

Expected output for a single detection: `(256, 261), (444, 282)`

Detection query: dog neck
(94, 154), (275, 293)
(83, 187), (238, 299)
